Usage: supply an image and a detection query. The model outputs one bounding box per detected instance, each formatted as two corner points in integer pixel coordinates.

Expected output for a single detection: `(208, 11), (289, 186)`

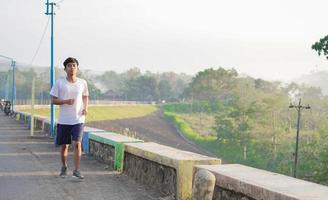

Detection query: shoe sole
(72, 175), (84, 180)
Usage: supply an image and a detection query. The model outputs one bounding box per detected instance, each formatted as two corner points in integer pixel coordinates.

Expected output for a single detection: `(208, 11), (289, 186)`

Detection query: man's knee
(61, 144), (69, 151)
(73, 142), (81, 150)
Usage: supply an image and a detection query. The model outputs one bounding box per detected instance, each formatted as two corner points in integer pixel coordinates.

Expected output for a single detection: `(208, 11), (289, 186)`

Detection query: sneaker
(59, 166), (67, 178)
(72, 170), (84, 179)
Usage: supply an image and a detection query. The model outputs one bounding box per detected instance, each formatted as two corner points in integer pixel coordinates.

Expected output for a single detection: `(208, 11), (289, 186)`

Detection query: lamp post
(0, 55), (16, 111)
(289, 98), (310, 178)
(45, 0), (56, 137)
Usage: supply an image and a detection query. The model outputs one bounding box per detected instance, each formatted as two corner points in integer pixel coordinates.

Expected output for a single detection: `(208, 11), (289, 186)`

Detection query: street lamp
(45, 0), (56, 137)
(289, 98), (310, 178)
(0, 55), (16, 111)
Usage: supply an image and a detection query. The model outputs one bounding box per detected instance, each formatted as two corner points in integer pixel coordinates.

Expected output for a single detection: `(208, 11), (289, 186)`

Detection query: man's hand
(51, 96), (75, 105)
(64, 99), (75, 105)
(82, 108), (88, 115)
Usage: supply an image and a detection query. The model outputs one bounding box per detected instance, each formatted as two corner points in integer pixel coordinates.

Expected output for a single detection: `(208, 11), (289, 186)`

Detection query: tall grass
(163, 111), (218, 153)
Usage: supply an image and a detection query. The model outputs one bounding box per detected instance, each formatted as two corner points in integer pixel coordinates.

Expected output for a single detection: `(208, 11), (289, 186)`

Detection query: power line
(27, 17), (50, 67)
(55, 0), (66, 9)
(55, 0), (66, 4)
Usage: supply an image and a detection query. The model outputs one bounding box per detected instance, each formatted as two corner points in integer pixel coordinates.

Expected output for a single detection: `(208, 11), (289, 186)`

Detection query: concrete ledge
(16, 112), (45, 131)
(42, 119), (52, 135)
(89, 132), (143, 171)
(124, 142), (221, 200)
(20, 113), (30, 125)
(82, 126), (106, 153)
(195, 164), (328, 200)
(30, 116), (47, 130)
(34, 117), (43, 130)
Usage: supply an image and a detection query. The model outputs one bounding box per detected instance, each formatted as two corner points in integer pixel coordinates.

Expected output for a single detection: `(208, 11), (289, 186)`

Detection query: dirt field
(86, 111), (212, 156)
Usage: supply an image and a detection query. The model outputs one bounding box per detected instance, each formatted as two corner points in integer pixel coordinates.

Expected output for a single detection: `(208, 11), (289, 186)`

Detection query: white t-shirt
(50, 78), (89, 125)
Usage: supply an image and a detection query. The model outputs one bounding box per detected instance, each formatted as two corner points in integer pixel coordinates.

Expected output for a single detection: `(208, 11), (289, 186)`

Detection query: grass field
(19, 105), (158, 122)
(177, 113), (216, 136)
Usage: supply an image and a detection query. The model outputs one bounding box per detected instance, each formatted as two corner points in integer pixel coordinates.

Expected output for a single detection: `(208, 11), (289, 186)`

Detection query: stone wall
(89, 140), (115, 170)
(212, 186), (255, 200)
(124, 152), (177, 197)
(35, 118), (43, 130)
(43, 121), (51, 135)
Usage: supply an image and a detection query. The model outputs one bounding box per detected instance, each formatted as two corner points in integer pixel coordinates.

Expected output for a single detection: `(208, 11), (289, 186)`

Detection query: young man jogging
(50, 57), (89, 179)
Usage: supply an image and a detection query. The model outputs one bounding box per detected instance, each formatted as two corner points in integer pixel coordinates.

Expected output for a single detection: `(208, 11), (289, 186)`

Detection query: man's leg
(73, 141), (82, 170)
(59, 144), (69, 177)
(57, 124), (71, 178)
(61, 144), (69, 167)
(72, 141), (84, 179)
(71, 123), (84, 179)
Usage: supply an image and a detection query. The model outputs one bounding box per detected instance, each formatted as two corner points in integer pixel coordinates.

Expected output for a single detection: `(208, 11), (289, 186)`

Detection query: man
(50, 57), (89, 179)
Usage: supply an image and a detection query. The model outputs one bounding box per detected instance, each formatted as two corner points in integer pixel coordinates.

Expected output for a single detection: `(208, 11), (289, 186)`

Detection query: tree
(99, 70), (124, 92)
(312, 35), (328, 60)
(186, 68), (238, 101)
(125, 75), (158, 101)
(78, 70), (103, 100)
(158, 80), (172, 101)
(215, 101), (257, 160)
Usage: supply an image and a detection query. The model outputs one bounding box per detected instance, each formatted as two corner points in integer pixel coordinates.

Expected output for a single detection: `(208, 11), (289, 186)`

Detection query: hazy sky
(0, 0), (327, 81)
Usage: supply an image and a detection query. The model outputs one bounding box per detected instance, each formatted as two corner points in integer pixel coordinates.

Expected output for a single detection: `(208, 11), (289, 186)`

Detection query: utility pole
(45, 0), (56, 137)
(289, 98), (310, 178)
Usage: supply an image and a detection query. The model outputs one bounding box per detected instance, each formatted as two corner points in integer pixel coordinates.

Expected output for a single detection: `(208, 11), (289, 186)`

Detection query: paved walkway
(0, 112), (162, 200)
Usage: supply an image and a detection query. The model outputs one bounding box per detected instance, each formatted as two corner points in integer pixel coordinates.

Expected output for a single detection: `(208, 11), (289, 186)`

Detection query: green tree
(99, 70), (124, 92)
(159, 72), (191, 101)
(125, 75), (158, 101)
(158, 80), (172, 101)
(186, 68), (238, 101)
(312, 35), (328, 60)
(215, 101), (257, 160)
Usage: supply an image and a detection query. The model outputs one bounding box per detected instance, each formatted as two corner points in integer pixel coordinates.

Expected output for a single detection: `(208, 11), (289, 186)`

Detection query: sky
(0, 0), (327, 82)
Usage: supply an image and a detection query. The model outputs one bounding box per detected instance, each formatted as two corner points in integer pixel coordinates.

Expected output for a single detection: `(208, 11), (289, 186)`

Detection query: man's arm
(82, 95), (89, 115)
(51, 96), (74, 105)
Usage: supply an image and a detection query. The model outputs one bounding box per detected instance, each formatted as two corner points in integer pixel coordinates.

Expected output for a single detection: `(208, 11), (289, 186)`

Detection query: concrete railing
(123, 142), (220, 200)
(82, 126), (106, 153)
(193, 164), (328, 200)
(12, 111), (328, 200)
(88, 131), (143, 171)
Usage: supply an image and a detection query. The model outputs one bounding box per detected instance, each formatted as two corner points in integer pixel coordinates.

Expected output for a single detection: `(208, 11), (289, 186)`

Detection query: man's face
(65, 62), (78, 76)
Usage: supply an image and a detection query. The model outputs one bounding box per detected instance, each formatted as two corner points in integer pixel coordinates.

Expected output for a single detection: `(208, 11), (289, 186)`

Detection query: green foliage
(185, 67), (238, 101)
(158, 80), (172, 101)
(312, 35), (328, 60)
(79, 70), (103, 100)
(125, 75), (158, 101)
(162, 67), (328, 185)
(162, 103), (192, 113)
(0, 66), (191, 102)
(164, 111), (201, 141)
(162, 100), (224, 113)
